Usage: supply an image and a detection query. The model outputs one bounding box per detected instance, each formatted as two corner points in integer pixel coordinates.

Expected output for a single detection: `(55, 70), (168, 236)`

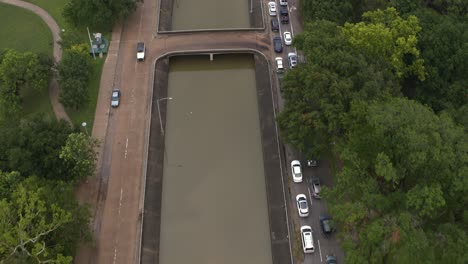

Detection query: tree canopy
(325, 98), (467, 263)
(58, 47), (93, 109)
(63, 0), (136, 30)
(341, 7), (425, 80)
(0, 49), (50, 118)
(278, 20), (399, 158)
(281, 1), (468, 262)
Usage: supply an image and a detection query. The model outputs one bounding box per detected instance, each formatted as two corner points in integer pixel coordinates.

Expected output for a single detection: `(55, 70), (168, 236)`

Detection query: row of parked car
(291, 160), (337, 263)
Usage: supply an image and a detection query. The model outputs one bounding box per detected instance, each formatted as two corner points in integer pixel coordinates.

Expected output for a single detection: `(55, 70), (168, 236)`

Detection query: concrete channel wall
(157, 0), (264, 32)
(140, 52), (291, 264)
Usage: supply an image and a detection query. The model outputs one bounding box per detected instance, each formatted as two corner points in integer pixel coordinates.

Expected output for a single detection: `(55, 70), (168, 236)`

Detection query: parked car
(311, 177), (321, 198)
(288, 52), (298, 68)
(320, 215), (334, 235)
(326, 255), (338, 264)
(280, 15), (289, 24)
(275, 57), (284, 73)
(268, 2), (277, 16)
(307, 159), (319, 167)
(111, 89), (121, 107)
(283, 31), (292, 45)
(300, 225), (315, 253)
(273, 37), (283, 53)
(136, 42), (145, 61)
(279, 0), (288, 6)
(271, 18), (279, 31)
(296, 194), (309, 217)
(291, 160), (302, 182)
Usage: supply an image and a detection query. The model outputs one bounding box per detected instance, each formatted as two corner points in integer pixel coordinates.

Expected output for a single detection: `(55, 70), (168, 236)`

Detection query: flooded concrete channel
(161, 55), (270, 264)
(158, 0), (263, 31)
(141, 53), (291, 264)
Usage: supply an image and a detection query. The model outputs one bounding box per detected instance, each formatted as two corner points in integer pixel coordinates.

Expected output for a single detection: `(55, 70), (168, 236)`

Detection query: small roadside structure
(89, 32), (109, 56)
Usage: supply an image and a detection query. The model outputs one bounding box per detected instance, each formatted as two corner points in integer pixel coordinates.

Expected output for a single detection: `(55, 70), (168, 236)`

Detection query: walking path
(0, 0), (71, 123)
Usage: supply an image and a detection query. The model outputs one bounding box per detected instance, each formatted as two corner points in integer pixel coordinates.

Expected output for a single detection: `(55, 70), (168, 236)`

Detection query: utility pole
(87, 27), (96, 60)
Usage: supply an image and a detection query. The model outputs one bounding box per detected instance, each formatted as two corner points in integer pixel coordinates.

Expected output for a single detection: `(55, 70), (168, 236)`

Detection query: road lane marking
(113, 188), (124, 264)
(124, 137), (128, 159)
(113, 248), (118, 264)
(318, 239), (323, 262)
(308, 186), (313, 205)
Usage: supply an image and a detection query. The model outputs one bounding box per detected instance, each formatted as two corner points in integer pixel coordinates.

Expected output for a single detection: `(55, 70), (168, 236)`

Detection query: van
(275, 57), (284, 73)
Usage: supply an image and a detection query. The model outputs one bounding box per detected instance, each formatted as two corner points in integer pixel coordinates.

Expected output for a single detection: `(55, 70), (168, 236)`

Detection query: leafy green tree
(0, 50), (50, 115)
(300, 0), (354, 24)
(277, 20), (399, 158)
(0, 171), (21, 199)
(18, 177), (92, 258)
(428, 0), (468, 16)
(59, 132), (99, 183)
(63, 0), (136, 29)
(341, 7), (425, 80)
(0, 114), (74, 181)
(58, 49), (93, 109)
(408, 8), (468, 111)
(324, 97), (467, 263)
(0, 182), (73, 263)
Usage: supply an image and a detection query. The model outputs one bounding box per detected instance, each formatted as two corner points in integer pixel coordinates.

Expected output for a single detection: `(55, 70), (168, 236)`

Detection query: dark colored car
(326, 254), (338, 264)
(273, 37), (283, 53)
(271, 18), (279, 31)
(281, 15), (289, 24)
(307, 159), (318, 167)
(320, 215), (333, 235)
(280, 6), (288, 16)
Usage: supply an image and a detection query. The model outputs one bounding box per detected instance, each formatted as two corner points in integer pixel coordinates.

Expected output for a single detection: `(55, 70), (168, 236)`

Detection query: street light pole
(156, 97), (173, 136)
(81, 122), (88, 135)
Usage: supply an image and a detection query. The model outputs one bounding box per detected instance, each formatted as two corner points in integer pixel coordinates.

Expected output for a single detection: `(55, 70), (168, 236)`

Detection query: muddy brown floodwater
(159, 54), (272, 264)
(171, 0), (250, 30)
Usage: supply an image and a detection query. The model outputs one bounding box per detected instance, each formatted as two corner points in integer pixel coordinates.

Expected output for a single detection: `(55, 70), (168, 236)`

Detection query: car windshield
(137, 43), (144, 52)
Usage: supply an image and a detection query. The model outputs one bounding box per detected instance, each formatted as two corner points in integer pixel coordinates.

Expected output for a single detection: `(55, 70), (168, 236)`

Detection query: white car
(300, 225), (315, 253)
(275, 57), (284, 73)
(268, 2), (277, 16)
(288, 52), (298, 69)
(291, 160), (302, 183)
(296, 194), (309, 217)
(279, 0), (288, 6)
(283, 32), (292, 45)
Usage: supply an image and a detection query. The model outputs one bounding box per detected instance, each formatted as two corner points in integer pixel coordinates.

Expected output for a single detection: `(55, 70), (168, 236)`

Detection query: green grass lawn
(24, 0), (69, 29)
(66, 58), (105, 129)
(0, 3), (53, 56)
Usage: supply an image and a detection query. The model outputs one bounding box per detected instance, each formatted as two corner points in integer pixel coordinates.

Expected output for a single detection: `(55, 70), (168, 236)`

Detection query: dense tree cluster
(63, 0), (136, 30)
(0, 113), (97, 262)
(0, 49), (51, 119)
(280, 1), (467, 262)
(58, 45), (93, 109)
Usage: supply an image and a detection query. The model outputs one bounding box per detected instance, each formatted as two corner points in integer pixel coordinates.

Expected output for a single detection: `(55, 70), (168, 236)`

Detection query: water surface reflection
(159, 55), (272, 264)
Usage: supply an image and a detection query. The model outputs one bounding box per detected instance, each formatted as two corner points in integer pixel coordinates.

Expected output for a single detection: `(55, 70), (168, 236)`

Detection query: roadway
(264, 0), (345, 263)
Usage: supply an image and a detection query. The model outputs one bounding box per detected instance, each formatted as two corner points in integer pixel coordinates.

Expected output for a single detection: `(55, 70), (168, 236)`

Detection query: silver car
(111, 89), (121, 107)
